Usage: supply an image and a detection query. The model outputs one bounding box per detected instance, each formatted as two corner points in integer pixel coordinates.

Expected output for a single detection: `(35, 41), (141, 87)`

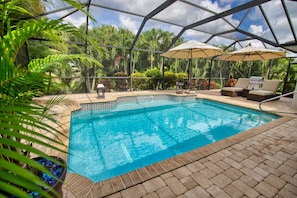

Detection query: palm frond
(2, 19), (77, 63)
(0, 0), (103, 196)
(28, 53), (103, 72)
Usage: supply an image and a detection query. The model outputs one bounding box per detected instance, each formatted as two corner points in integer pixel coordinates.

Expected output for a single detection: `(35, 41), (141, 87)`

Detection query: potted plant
(0, 0), (102, 197)
(26, 156), (67, 197)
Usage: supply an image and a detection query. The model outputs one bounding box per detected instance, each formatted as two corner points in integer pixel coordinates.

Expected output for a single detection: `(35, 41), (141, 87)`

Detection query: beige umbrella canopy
(161, 40), (223, 59)
(218, 45), (286, 61)
(161, 40), (223, 82)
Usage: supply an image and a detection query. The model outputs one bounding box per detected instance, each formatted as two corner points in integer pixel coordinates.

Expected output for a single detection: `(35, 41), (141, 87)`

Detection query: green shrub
(164, 71), (177, 89)
(216, 83), (223, 89)
(176, 72), (188, 82)
(114, 72), (128, 91)
(132, 72), (148, 90)
(145, 68), (162, 90)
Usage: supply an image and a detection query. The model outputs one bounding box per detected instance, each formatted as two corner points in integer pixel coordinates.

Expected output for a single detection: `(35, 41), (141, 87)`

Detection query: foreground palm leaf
(0, 0), (102, 197)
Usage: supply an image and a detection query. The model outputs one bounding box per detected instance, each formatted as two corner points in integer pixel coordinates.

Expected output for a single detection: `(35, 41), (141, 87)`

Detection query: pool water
(69, 98), (278, 182)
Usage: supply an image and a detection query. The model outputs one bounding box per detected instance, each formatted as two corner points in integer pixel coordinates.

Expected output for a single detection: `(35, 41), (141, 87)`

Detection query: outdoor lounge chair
(247, 80), (281, 102)
(221, 78), (250, 97)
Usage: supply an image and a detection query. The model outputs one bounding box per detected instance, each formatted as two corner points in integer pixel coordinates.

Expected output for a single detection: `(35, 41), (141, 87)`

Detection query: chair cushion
(248, 90), (274, 96)
(221, 87), (243, 92)
(262, 80), (281, 92)
(235, 78), (250, 88)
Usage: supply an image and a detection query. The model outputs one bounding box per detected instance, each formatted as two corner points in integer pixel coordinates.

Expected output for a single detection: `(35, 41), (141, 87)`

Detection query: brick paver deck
(39, 90), (297, 198)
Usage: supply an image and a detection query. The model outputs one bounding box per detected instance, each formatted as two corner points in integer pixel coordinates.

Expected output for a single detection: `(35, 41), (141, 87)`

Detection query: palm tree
(0, 0), (102, 197)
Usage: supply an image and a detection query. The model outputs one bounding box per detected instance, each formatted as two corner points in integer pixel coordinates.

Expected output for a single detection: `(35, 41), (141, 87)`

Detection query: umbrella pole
(267, 59), (274, 79)
(188, 59), (192, 82)
(129, 50), (133, 91)
(248, 62), (253, 77)
(282, 60), (291, 95)
(188, 49), (192, 89)
(208, 58), (213, 90)
(162, 57), (165, 90)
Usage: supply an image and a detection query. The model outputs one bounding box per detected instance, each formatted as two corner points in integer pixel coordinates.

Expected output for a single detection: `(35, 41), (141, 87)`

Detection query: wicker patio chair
(221, 78), (250, 97)
(247, 80), (281, 102)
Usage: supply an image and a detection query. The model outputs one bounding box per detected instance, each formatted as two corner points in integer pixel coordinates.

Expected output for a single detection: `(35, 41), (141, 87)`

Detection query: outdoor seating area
(221, 77), (281, 102)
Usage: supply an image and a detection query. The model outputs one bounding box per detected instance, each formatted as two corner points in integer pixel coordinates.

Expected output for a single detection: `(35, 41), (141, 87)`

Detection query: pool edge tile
(151, 162), (167, 175)
(145, 165), (159, 178)
(110, 176), (125, 192)
(128, 170), (144, 184)
(120, 173), (134, 188)
(99, 179), (113, 197)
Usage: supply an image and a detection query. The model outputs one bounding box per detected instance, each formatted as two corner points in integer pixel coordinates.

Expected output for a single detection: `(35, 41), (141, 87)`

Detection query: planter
(29, 156), (67, 198)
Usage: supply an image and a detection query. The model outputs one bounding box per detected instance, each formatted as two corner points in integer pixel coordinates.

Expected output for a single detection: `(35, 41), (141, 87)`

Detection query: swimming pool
(68, 95), (279, 182)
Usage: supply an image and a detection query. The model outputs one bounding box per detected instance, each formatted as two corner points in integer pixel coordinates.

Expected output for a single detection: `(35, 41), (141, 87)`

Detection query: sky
(44, 0), (297, 54)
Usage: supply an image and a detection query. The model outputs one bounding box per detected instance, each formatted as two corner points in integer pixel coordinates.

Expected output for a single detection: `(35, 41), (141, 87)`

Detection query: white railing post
(259, 90), (297, 114)
(292, 82), (297, 110)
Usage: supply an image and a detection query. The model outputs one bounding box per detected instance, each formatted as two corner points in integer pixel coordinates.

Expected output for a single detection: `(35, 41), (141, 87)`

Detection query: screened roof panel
(153, 1), (214, 27)
(182, 29), (213, 42)
(42, 0), (297, 54)
(209, 36), (234, 47)
(228, 10), (249, 28)
(144, 19), (183, 34)
(286, 0), (297, 38)
(220, 32), (251, 42)
(43, 0), (69, 11)
(193, 18), (235, 35)
(88, 7), (143, 33)
(90, 0), (167, 16)
(262, 1), (294, 44)
(61, 10), (87, 27)
(237, 6), (268, 32)
(182, 0), (251, 12)
(43, 7), (78, 20)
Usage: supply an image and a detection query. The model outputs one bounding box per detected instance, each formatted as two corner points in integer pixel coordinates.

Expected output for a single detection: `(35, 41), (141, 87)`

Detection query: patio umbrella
(161, 40), (223, 81)
(218, 45), (286, 61)
(218, 45), (286, 83)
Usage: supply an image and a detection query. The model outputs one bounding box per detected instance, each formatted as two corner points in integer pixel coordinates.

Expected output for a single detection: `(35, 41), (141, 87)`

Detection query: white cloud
(218, 0), (235, 5)
(63, 15), (86, 28)
(43, 1), (88, 28)
(248, 6), (263, 21)
(200, 0), (231, 12)
(184, 29), (212, 41)
(248, 25), (263, 35)
(209, 36), (234, 46)
(119, 15), (138, 34)
(49, 10), (68, 19)
(96, 0), (165, 16)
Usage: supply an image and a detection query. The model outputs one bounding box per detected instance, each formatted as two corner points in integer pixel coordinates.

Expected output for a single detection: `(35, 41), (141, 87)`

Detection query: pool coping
(60, 92), (295, 197)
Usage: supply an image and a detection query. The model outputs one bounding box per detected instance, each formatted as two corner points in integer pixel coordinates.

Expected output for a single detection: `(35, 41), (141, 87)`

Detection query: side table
(242, 88), (251, 97)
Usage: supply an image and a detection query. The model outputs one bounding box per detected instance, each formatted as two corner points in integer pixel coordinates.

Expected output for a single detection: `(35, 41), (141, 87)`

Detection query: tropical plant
(0, 0), (102, 197)
(114, 72), (128, 91)
(132, 72), (148, 90)
(176, 72), (188, 84)
(271, 58), (297, 93)
(163, 71), (177, 89)
(145, 68), (162, 90)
